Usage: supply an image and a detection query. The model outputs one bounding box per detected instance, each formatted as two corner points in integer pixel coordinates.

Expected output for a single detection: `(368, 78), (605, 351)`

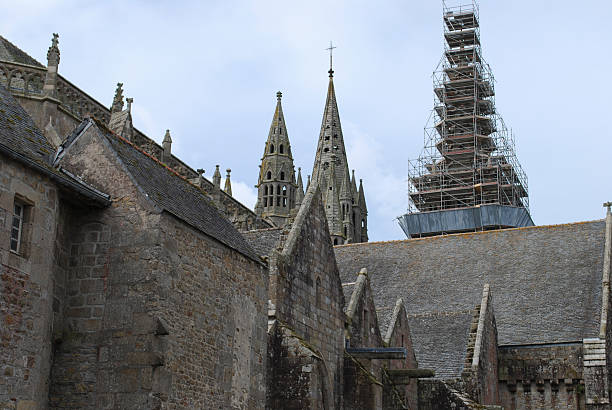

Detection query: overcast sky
(2, 0), (611, 241)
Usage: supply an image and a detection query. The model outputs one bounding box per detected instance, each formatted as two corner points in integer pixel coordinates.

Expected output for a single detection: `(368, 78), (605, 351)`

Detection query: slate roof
(0, 84), (108, 204)
(408, 311), (473, 379)
(87, 120), (261, 263)
(0, 83), (54, 164)
(241, 228), (283, 258)
(0, 36), (44, 67)
(334, 222), (605, 377)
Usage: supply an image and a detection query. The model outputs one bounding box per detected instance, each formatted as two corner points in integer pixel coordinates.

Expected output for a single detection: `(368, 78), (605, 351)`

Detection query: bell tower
(255, 92), (299, 227)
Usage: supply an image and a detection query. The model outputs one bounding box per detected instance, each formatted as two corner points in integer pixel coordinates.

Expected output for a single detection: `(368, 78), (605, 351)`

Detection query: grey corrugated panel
(399, 205), (534, 238)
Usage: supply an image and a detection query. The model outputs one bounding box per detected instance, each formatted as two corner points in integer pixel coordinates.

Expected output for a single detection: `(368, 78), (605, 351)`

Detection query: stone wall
(0, 156), (61, 409)
(463, 284), (499, 405)
(46, 122), (268, 408)
(383, 299), (418, 410)
(343, 271), (384, 409)
(267, 187), (345, 408)
(498, 343), (585, 409)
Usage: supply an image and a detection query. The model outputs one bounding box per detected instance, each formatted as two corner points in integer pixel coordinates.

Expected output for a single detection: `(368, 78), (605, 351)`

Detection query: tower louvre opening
(399, 0), (533, 238)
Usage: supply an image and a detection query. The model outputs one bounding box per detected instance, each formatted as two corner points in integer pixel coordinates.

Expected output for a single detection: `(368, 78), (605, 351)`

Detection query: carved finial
(126, 98), (133, 113)
(197, 168), (205, 176)
(163, 129), (172, 144)
(213, 165), (222, 188)
(47, 33), (60, 66)
(225, 168), (232, 195)
(276, 91), (282, 101)
(111, 83), (124, 114)
(605, 202), (612, 215)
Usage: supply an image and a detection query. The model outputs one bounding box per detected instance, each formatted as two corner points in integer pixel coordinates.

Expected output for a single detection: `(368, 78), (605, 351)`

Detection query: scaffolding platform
(399, 0), (532, 238)
(398, 204), (534, 238)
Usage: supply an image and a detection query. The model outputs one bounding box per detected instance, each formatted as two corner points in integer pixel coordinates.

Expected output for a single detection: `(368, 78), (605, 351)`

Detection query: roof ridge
(334, 219), (606, 247)
(0, 35), (44, 67)
(91, 117), (199, 189)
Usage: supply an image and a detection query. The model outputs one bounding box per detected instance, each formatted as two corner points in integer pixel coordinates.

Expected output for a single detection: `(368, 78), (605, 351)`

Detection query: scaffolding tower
(399, 0), (533, 238)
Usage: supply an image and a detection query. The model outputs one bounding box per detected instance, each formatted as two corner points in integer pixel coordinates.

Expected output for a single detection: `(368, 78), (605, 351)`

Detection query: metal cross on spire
(326, 41), (337, 77)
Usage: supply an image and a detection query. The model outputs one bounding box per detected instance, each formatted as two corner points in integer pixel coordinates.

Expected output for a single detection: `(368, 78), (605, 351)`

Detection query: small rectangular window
(10, 202), (24, 253)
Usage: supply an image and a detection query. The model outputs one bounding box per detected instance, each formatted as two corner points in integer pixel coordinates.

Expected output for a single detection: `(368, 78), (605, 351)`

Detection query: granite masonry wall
(343, 271), (384, 409)
(0, 156), (61, 409)
(498, 343), (585, 409)
(383, 300), (418, 410)
(45, 121), (268, 408)
(267, 187), (345, 409)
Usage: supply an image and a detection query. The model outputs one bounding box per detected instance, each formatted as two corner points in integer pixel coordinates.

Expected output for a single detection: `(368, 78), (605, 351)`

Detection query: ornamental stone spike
(162, 129), (172, 162)
(43, 33), (60, 96)
(224, 169), (232, 196)
(213, 165), (222, 188)
(111, 83), (124, 114)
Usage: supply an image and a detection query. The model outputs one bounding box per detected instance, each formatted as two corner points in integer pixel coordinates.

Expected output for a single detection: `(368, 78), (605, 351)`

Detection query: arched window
(282, 185), (287, 195)
(267, 171), (272, 180)
(280, 144), (284, 154)
(280, 171), (285, 180)
(343, 226), (347, 236)
(264, 186), (268, 195)
(361, 219), (365, 228)
(333, 238), (338, 245)
(270, 144), (275, 153)
(277, 185), (281, 195)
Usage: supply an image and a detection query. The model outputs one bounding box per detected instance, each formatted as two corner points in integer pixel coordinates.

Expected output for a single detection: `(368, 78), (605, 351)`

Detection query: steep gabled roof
(0, 84), (109, 205)
(0, 36), (44, 67)
(241, 227), (284, 258)
(69, 119), (262, 263)
(335, 221), (605, 350)
(408, 311), (472, 379)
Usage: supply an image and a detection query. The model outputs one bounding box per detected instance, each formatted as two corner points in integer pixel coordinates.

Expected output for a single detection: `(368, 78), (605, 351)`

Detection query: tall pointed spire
(310, 60), (367, 244)
(255, 91), (298, 227)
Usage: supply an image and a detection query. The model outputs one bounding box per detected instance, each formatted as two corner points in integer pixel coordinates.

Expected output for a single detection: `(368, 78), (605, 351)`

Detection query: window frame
(10, 201), (24, 254)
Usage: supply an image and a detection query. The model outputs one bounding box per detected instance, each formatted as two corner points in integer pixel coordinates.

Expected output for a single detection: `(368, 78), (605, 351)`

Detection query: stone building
(1, 26), (612, 410)
(0, 84), (268, 408)
(0, 34), (270, 233)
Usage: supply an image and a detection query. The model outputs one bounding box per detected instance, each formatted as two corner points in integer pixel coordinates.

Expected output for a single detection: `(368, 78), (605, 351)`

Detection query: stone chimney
(224, 169), (232, 196)
(162, 130), (172, 162)
(43, 33), (60, 97)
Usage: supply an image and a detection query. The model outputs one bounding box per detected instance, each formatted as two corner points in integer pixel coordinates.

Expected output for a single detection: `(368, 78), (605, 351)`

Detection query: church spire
(310, 60), (367, 244)
(255, 91), (297, 227)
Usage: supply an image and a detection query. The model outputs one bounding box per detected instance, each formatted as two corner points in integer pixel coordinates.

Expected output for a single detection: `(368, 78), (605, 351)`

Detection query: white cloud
(227, 179), (258, 210)
(344, 121), (407, 241)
